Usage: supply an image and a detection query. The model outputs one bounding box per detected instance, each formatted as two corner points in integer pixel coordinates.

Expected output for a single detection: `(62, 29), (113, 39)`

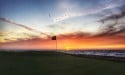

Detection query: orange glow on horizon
(56, 37), (125, 50)
(1, 35), (125, 50)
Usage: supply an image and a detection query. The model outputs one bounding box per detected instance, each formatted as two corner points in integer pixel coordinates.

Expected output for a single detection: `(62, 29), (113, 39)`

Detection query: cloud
(0, 18), (51, 43)
(1, 31), (125, 50)
(53, 0), (125, 23)
(0, 18), (49, 36)
(57, 32), (91, 39)
(94, 3), (125, 37)
(47, 24), (64, 29)
(52, 0), (84, 22)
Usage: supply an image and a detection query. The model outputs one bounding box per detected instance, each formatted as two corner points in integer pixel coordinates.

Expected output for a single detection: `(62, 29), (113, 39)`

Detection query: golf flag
(51, 36), (56, 40)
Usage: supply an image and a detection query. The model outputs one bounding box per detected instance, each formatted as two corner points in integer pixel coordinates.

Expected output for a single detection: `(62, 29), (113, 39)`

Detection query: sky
(0, 0), (125, 50)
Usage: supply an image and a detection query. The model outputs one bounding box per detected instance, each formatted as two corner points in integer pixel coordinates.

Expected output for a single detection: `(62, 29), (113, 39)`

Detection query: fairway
(0, 51), (125, 75)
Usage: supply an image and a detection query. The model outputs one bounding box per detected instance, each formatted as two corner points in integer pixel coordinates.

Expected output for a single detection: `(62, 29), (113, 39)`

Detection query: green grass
(0, 51), (125, 75)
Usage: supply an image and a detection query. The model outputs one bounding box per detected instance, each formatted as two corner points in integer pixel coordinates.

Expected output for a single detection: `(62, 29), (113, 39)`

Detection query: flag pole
(56, 36), (57, 50)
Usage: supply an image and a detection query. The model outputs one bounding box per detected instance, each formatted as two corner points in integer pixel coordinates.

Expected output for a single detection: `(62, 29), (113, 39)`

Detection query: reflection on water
(60, 50), (125, 57)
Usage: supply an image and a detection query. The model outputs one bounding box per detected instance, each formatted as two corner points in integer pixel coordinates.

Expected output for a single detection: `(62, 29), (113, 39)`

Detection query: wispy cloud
(97, 4), (125, 36)
(0, 18), (50, 43)
(51, 0), (125, 23)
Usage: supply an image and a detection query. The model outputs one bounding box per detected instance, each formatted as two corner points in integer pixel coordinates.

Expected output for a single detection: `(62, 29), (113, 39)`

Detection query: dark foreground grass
(0, 51), (125, 75)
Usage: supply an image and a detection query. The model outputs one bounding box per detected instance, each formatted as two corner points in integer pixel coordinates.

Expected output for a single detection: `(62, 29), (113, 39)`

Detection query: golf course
(0, 51), (125, 75)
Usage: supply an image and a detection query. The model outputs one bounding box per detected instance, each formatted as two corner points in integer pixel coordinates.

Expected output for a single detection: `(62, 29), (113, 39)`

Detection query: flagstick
(56, 36), (57, 51)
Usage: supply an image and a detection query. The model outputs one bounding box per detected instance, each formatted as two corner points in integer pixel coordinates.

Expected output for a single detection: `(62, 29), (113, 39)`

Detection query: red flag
(51, 36), (56, 40)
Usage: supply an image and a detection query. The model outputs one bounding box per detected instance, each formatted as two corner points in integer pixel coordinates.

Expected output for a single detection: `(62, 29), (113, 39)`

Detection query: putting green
(0, 51), (125, 75)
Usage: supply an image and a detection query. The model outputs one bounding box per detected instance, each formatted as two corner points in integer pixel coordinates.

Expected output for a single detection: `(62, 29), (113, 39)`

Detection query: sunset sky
(0, 0), (125, 50)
